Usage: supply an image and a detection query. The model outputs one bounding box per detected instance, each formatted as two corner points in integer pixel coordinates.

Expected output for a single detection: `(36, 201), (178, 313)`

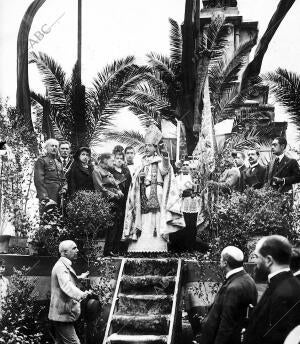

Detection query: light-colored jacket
(48, 257), (84, 322)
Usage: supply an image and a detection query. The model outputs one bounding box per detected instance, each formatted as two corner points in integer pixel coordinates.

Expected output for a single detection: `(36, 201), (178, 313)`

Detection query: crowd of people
(207, 137), (300, 194)
(33, 130), (300, 255)
(190, 235), (300, 344)
(34, 139), (134, 256)
(1, 236), (300, 343)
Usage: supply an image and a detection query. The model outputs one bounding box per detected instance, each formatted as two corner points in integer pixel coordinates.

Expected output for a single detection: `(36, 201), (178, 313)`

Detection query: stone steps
(120, 275), (176, 295)
(123, 259), (178, 276)
(107, 333), (168, 344)
(117, 294), (173, 315)
(102, 258), (182, 344)
(111, 314), (170, 335)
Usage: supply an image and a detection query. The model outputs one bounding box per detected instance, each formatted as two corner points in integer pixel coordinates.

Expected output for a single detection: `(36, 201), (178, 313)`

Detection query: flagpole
(77, 0), (82, 83)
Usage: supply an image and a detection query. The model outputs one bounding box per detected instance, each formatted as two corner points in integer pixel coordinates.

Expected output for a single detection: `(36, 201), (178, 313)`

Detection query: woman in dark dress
(110, 150), (132, 253)
(68, 147), (94, 197)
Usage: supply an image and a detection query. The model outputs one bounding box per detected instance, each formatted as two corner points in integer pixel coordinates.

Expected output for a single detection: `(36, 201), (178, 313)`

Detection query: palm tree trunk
(241, 0), (296, 90)
(16, 0), (46, 129)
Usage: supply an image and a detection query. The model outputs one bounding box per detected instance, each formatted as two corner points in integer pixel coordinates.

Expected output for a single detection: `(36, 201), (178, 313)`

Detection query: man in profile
(243, 149), (266, 189)
(198, 246), (257, 344)
(266, 137), (300, 193)
(208, 151), (246, 193)
(49, 240), (91, 344)
(244, 235), (300, 344)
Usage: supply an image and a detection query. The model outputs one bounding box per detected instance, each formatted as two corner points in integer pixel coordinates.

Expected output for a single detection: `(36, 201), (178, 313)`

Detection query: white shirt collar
(226, 267), (244, 279)
(60, 256), (72, 266)
(249, 162), (258, 168)
(275, 153), (285, 163)
(294, 270), (300, 277)
(268, 268), (290, 282)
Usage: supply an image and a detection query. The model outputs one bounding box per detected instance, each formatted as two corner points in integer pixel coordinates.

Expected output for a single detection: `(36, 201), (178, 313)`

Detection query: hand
(82, 290), (93, 299)
(59, 188), (67, 195)
(78, 271), (90, 279)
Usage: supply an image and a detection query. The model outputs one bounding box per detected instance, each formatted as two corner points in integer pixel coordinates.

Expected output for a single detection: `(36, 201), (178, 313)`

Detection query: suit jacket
(244, 271), (300, 344)
(219, 167), (241, 193)
(48, 257), (84, 322)
(243, 163), (266, 189)
(59, 156), (74, 176)
(266, 155), (300, 193)
(111, 166), (132, 205)
(34, 154), (66, 202)
(67, 161), (94, 196)
(199, 270), (257, 344)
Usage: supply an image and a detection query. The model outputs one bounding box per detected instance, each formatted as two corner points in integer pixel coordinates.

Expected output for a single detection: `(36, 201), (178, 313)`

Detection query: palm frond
(204, 16), (227, 57)
(29, 51), (67, 106)
(264, 68), (300, 132)
(92, 129), (145, 152)
(169, 18), (182, 65)
(147, 53), (177, 82)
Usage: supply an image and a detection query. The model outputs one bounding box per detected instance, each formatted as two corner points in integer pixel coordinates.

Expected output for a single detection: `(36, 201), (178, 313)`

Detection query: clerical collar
(60, 256), (72, 266)
(275, 153), (285, 163)
(226, 267), (244, 279)
(294, 270), (300, 277)
(249, 162), (258, 168)
(268, 267), (290, 282)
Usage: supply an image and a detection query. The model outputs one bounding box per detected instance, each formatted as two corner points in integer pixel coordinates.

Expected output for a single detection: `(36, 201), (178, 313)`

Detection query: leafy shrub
(65, 191), (115, 243)
(207, 187), (299, 259)
(0, 268), (49, 344)
(31, 204), (67, 256)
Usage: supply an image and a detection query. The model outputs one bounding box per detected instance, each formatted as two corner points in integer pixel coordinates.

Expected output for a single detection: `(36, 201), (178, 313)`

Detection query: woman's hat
(74, 147), (91, 160)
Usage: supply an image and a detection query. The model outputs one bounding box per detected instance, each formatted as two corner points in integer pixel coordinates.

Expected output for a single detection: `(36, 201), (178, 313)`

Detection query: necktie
(272, 157), (280, 177)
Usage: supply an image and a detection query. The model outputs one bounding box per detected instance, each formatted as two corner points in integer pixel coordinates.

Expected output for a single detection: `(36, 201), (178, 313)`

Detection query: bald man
(198, 246), (257, 344)
(244, 235), (300, 344)
(49, 240), (91, 344)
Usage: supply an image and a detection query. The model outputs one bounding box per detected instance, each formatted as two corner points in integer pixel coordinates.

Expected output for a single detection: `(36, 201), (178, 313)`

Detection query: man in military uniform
(34, 139), (67, 215)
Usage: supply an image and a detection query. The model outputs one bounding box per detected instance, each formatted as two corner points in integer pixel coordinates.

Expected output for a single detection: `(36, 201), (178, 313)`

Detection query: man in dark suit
(244, 235), (300, 344)
(266, 137), (300, 193)
(198, 246), (257, 344)
(243, 149), (266, 189)
(59, 141), (73, 176)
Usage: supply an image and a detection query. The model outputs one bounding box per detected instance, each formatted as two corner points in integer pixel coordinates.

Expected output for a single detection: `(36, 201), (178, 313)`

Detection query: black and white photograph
(1, 1), (300, 343)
